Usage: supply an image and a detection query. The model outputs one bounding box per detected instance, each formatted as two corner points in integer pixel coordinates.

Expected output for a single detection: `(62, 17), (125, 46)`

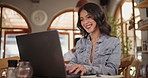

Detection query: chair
(119, 55), (135, 78)
(119, 55), (141, 78)
(129, 58), (141, 78)
(0, 56), (20, 76)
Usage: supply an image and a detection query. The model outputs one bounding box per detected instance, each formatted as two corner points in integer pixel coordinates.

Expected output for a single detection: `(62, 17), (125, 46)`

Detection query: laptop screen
(16, 30), (67, 78)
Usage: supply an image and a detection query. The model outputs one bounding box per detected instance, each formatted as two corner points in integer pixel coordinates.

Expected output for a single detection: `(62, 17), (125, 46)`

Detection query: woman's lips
(85, 24), (91, 29)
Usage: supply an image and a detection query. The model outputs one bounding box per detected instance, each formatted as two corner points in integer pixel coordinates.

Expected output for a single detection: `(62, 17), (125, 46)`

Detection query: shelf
(141, 51), (148, 53)
(137, 18), (148, 30)
(137, 24), (148, 30)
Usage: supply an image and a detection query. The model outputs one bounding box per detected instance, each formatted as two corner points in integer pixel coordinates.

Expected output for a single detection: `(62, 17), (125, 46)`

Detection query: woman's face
(80, 9), (98, 34)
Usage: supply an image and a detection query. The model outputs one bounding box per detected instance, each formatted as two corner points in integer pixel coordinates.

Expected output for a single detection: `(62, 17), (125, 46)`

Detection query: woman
(66, 3), (121, 76)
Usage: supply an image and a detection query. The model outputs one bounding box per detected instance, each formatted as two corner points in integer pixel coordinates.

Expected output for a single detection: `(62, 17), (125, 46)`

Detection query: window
(2, 8), (28, 28)
(115, 1), (141, 56)
(49, 9), (81, 55)
(59, 32), (69, 55)
(121, 1), (141, 55)
(0, 6), (30, 58)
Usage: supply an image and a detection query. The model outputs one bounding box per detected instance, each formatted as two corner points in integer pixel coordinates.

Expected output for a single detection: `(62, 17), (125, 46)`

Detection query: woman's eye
(87, 15), (92, 18)
(80, 18), (83, 21)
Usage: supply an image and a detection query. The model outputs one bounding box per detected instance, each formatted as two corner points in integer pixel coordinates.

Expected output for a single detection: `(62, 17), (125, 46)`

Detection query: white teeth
(86, 25), (91, 29)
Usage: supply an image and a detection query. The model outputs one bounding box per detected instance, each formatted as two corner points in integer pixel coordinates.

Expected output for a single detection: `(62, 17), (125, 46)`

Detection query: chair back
(130, 59), (141, 78)
(119, 55), (135, 78)
(119, 55), (141, 78)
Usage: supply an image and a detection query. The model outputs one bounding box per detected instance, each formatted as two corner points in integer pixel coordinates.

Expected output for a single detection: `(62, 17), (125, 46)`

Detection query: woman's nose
(83, 18), (89, 24)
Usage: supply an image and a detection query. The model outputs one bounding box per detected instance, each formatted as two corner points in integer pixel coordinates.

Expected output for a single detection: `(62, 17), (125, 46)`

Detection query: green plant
(107, 15), (121, 37)
(107, 14), (132, 57)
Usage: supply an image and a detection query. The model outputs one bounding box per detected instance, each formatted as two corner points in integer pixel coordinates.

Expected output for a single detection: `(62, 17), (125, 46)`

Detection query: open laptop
(16, 30), (80, 78)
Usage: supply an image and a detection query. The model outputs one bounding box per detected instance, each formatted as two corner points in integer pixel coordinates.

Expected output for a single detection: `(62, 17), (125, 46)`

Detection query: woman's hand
(65, 64), (87, 75)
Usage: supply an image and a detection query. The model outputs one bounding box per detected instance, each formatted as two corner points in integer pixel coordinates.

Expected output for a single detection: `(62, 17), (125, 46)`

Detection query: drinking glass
(16, 60), (33, 78)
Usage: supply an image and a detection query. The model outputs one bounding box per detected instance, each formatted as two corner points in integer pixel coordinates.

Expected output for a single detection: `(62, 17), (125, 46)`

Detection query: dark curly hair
(77, 3), (111, 38)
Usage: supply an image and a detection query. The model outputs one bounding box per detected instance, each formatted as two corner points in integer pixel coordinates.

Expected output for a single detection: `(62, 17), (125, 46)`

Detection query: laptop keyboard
(67, 73), (80, 78)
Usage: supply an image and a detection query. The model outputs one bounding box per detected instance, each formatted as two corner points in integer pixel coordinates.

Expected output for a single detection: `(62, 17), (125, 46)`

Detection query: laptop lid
(16, 30), (67, 78)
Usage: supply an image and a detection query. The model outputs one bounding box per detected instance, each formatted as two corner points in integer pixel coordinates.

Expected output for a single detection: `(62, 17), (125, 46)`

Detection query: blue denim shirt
(70, 34), (121, 75)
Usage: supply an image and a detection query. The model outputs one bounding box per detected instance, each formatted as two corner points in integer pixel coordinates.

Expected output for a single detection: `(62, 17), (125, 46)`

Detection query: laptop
(16, 30), (80, 78)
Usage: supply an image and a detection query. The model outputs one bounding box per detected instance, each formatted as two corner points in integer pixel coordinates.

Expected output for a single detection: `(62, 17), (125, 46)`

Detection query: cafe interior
(0, 0), (148, 78)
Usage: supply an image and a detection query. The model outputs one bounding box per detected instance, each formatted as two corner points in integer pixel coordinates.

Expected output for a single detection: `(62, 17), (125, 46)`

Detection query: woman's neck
(90, 28), (101, 42)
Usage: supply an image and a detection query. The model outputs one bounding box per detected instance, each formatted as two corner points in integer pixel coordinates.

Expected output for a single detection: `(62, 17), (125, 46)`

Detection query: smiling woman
(66, 3), (121, 76)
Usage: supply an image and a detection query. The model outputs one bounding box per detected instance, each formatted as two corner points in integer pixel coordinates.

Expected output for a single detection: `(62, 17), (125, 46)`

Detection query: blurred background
(0, 0), (148, 77)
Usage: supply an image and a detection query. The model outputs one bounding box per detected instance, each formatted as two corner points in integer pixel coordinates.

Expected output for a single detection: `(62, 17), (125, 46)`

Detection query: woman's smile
(84, 23), (92, 29)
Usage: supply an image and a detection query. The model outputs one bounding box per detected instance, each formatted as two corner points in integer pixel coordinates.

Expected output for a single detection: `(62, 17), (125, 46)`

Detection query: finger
(80, 70), (86, 76)
(81, 71), (84, 75)
(70, 66), (78, 73)
(74, 65), (85, 74)
(79, 66), (86, 75)
(74, 67), (81, 74)
(66, 65), (72, 71)
(66, 67), (69, 71)
(65, 64), (68, 68)
(69, 64), (79, 73)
